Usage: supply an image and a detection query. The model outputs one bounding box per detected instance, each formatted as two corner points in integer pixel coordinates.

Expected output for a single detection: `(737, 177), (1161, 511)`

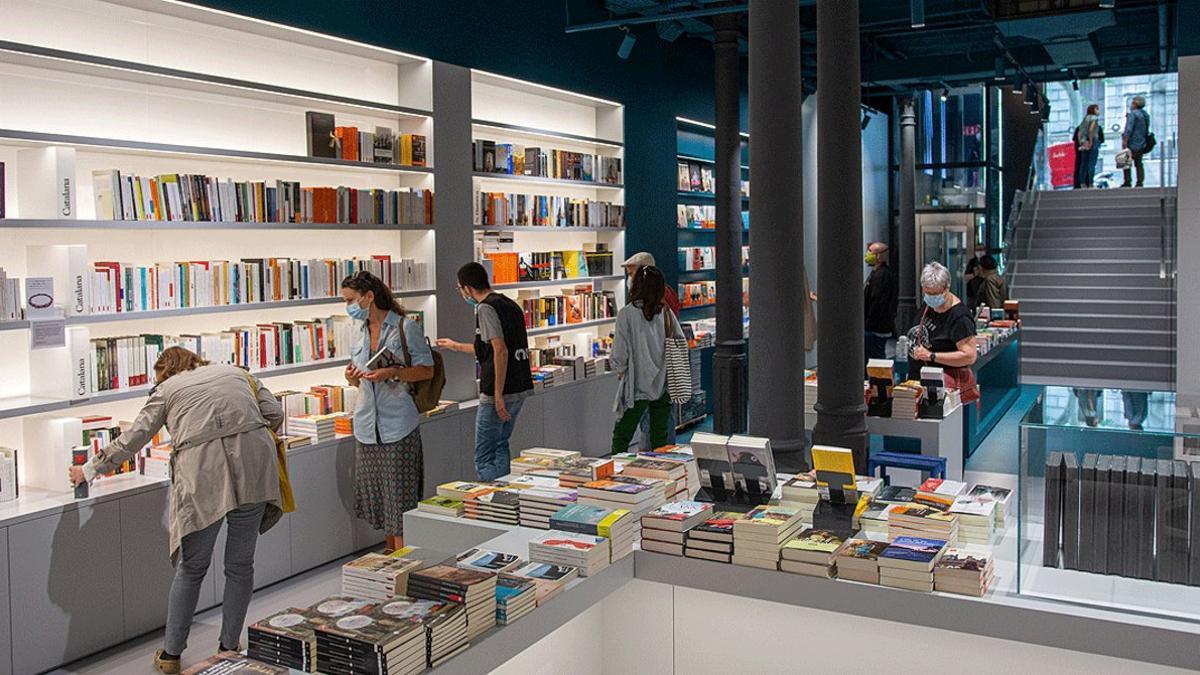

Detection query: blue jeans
(474, 394), (526, 481)
(1077, 146), (1099, 187)
(164, 502), (266, 655)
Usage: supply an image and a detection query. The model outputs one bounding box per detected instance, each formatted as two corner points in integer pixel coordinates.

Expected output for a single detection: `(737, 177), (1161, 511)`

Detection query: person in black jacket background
(863, 241), (898, 363)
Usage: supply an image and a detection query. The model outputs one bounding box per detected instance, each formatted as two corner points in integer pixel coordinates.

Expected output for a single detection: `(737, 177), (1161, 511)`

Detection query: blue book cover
(880, 536), (947, 563)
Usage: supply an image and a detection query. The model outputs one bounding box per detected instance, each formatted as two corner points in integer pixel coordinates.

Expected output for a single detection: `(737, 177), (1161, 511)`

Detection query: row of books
(482, 249), (613, 285)
(84, 315), (352, 393)
(678, 280), (715, 308)
(92, 169), (434, 224)
(515, 288), (616, 329)
(85, 255), (428, 315)
(305, 112), (427, 167)
(473, 140), (622, 184)
(675, 204), (752, 231)
(0, 268), (20, 321)
(474, 191), (625, 228)
(676, 160), (750, 197)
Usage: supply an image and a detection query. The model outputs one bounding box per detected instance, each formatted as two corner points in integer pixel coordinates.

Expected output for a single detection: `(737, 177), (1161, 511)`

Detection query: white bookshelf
(470, 69), (625, 349)
(0, 0), (438, 504)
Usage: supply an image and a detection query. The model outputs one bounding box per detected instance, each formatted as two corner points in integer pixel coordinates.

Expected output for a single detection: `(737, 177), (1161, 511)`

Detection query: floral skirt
(354, 428), (423, 535)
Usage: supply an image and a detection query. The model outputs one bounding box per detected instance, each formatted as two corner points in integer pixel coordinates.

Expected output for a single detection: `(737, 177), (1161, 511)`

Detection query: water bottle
(895, 336), (909, 382)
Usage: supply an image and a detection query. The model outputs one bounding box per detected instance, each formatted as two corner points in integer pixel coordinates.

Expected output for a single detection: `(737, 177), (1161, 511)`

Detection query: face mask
(864, 252), (879, 266)
(346, 300), (369, 321)
(924, 293), (947, 309)
(463, 294), (479, 308)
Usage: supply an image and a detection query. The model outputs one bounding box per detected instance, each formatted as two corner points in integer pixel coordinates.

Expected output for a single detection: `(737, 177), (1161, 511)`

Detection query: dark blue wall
(186, 0), (740, 286)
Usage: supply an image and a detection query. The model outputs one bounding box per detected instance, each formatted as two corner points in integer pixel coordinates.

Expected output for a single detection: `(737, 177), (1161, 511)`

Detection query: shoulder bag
(244, 372), (295, 513)
(663, 309), (693, 404)
(397, 317), (446, 413)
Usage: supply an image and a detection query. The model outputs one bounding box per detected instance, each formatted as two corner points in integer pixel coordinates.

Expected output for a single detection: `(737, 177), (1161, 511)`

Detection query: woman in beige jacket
(68, 347), (284, 674)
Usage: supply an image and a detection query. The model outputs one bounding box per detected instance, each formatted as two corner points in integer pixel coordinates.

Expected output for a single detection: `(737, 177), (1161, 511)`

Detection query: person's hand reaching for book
(68, 465), (86, 487)
(344, 363), (363, 386)
(360, 367), (399, 383)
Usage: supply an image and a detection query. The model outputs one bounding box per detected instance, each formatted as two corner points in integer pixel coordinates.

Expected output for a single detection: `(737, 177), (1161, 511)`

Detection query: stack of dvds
(246, 608), (318, 672)
(494, 574), (537, 625)
(463, 487), (522, 525)
(528, 530), (611, 576)
(517, 486), (578, 529)
(549, 504), (637, 561)
(372, 597), (468, 669)
(683, 511), (747, 563)
(730, 505), (805, 570)
(455, 548), (524, 574)
(314, 604), (426, 675)
(341, 553), (423, 601)
(510, 561), (578, 605)
(639, 501), (713, 556)
(406, 565), (497, 641)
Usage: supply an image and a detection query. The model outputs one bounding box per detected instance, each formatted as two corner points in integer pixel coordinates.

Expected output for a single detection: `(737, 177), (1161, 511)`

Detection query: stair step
(1019, 312), (1175, 331)
(1017, 248), (1161, 261)
(1011, 285), (1173, 301)
(1022, 342), (1173, 364)
(1009, 260), (1162, 274)
(1020, 358), (1174, 384)
(1013, 225), (1166, 239)
(1008, 273), (1171, 288)
(1013, 298), (1173, 316)
(1011, 236), (1166, 250)
(1019, 326), (1175, 348)
(1035, 187), (1174, 200)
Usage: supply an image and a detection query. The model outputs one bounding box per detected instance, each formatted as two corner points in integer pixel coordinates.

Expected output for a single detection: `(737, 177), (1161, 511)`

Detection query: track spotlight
(1072, 79), (1079, 91)
(657, 20), (685, 43)
(1023, 83), (1035, 106)
(1099, 0), (1115, 8)
(1012, 75), (1023, 95)
(861, 113), (871, 130)
(617, 26), (636, 60)
(911, 0), (925, 28)
(994, 56), (1006, 81)
(940, 87), (950, 102)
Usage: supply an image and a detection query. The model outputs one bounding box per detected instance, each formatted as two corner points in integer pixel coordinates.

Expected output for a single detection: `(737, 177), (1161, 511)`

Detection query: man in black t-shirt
(436, 263), (533, 481)
(863, 242), (897, 362)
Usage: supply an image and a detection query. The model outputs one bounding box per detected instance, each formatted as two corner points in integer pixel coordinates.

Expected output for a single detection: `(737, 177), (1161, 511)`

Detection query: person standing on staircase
(1121, 96), (1151, 188)
(1075, 104), (1101, 188)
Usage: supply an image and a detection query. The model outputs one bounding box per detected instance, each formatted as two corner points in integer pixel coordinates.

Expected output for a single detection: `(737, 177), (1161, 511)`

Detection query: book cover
(689, 511), (747, 539)
(875, 485), (917, 504)
(837, 539), (890, 561)
(530, 530), (606, 552)
(727, 434), (777, 495)
(182, 653), (289, 675)
(512, 562), (576, 582)
(880, 536), (947, 564)
(1063, 453), (1080, 570)
(737, 504), (802, 527)
(1080, 454), (1097, 573)
(305, 112), (337, 159)
(456, 548), (523, 573)
(1107, 454), (1126, 574)
(1138, 457), (1156, 580)
(782, 528), (846, 554)
(936, 548), (993, 572)
(1043, 451), (1063, 568)
(17, 146), (76, 219)
(1094, 456), (1112, 575)
(1121, 455), (1139, 577)
(642, 501), (712, 522)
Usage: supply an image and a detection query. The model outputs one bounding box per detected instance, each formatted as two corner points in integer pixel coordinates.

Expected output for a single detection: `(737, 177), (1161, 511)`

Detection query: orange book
(485, 253), (519, 284)
(335, 126), (359, 161)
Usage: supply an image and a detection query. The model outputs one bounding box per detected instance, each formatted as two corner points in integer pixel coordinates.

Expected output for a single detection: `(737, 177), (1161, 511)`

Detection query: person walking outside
(68, 347), (287, 674)
(863, 241), (897, 362)
(436, 262), (533, 481)
(1076, 104), (1101, 188)
(341, 271), (435, 552)
(1121, 96), (1151, 188)
(610, 266), (685, 453)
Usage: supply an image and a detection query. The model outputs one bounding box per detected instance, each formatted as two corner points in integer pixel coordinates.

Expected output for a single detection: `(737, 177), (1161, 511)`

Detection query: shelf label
(30, 316), (66, 350)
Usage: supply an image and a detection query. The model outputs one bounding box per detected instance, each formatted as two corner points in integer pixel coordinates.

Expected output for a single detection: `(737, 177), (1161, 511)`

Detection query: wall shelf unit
(0, 219), (435, 230)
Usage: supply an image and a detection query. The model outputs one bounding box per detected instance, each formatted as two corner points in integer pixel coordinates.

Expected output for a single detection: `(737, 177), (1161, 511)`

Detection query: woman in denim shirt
(340, 271), (434, 551)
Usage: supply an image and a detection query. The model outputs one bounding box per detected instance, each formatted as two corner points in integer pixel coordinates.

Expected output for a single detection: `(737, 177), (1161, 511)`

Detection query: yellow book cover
(562, 250), (582, 279)
(596, 509), (630, 538)
(811, 445), (856, 492)
(400, 134), (413, 166)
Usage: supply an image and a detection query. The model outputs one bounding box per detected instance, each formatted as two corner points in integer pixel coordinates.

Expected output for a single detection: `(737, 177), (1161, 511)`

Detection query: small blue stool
(868, 452), (947, 486)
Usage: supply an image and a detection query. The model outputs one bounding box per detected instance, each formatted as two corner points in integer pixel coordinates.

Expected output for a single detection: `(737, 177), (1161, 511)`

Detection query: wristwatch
(929, 352), (937, 364)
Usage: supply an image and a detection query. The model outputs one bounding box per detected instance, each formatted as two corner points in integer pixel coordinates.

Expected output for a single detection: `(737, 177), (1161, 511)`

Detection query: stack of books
(184, 653), (288, 675)
(934, 547), (995, 597)
(875, 485), (917, 506)
(835, 539), (891, 584)
(684, 511), (745, 563)
(621, 457), (688, 500)
(287, 413), (342, 442)
(510, 562), (578, 604)
(888, 504), (958, 545)
(436, 481), (494, 500)
(549, 504), (637, 561)
(915, 478), (968, 511)
(417, 496), (465, 517)
(859, 502), (895, 539)
(510, 455), (567, 476)
(780, 528), (850, 578)
(517, 487), (578, 529)
(463, 487), (522, 525)
(372, 597), (467, 669)
(966, 484), (1012, 528)
(406, 565), (497, 642)
(246, 608), (318, 672)
(558, 457), (615, 489)
(878, 536), (950, 591)
(731, 505), (805, 570)
(456, 548), (524, 575)
(314, 604), (426, 675)
(639, 501), (714, 556)
(778, 474), (821, 516)
(528, 530), (611, 576)
(341, 553), (422, 601)
(501, 473), (560, 489)
(333, 415), (353, 436)
(521, 448), (581, 463)
(891, 381), (923, 419)
(494, 574), (537, 625)
(577, 477), (665, 518)
(642, 450), (702, 499)
(947, 497), (996, 545)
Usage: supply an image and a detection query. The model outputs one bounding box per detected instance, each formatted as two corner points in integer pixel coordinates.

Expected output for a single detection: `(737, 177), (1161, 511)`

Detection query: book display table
(965, 332), (1022, 457)
(806, 405), (965, 481)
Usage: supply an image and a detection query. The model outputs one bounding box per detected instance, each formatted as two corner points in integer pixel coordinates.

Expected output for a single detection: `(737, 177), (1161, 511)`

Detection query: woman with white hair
(909, 262), (980, 403)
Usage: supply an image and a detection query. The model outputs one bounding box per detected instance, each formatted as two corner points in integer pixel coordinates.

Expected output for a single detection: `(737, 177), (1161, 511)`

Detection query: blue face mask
(464, 295), (479, 308)
(924, 293), (947, 309)
(346, 300), (369, 321)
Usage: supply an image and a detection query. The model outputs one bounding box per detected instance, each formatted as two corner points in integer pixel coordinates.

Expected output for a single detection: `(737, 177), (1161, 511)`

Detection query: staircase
(1008, 187), (1177, 390)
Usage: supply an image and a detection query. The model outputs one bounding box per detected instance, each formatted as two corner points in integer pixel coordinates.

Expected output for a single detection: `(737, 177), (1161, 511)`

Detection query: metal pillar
(712, 11), (747, 435)
(896, 97), (919, 336)
(813, 0), (869, 472)
(747, 0), (805, 458)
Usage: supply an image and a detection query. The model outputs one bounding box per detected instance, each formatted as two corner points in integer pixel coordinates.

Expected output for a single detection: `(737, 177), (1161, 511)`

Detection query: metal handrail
(1002, 128), (1042, 273)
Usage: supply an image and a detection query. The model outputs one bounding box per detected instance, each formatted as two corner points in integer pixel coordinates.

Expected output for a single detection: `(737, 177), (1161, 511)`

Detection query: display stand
(965, 332), (1022, 456)
(807, 405), (965, 481)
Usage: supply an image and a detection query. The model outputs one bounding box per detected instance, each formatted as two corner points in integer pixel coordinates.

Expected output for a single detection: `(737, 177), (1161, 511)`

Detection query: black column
(896, 97), (919, 336)
(813, 0), (868, 472)
(712, 12), (747, 434)
(747, 0), (805, 458)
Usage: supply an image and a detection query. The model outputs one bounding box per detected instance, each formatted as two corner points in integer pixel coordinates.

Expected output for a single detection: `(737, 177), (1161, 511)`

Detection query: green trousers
(611, 392), (672, 454)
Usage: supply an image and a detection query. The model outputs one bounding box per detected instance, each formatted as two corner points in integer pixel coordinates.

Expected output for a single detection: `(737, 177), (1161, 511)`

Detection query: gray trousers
(164, 502), (265, 655)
